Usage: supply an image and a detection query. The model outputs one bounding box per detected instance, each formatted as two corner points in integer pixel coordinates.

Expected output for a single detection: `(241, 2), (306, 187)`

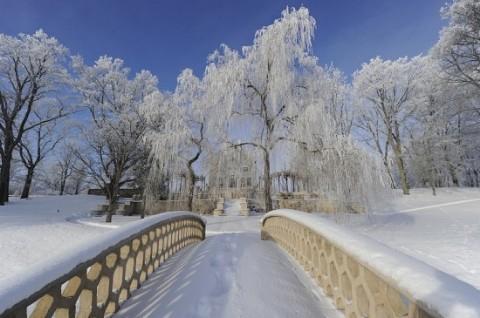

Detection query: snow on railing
(0, 212), (206, 318)
(261, 209), (480, 318)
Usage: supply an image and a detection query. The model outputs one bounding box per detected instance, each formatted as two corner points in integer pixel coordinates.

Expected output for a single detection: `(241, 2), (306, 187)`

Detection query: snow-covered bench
(0, 212), (206, 318)
(261, 210), (480, 318)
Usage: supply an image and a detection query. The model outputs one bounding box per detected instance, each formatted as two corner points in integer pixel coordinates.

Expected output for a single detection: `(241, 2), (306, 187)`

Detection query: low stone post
(213, 198), (225, 216)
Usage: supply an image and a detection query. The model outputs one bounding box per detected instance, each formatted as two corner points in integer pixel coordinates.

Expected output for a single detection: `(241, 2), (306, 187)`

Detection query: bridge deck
(114, 215), (341, 318)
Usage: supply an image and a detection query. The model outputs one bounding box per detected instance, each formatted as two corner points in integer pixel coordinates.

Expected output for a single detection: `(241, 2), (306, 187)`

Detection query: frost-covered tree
(73, 56), (157, 222)
(353, 56), (421, 194)
(433, 0), (480, 187)
(403, 51), (480, 192)
(38, 145), (79, 195)
(322, 66), (353, 136)
(0, 30), (69, 204)
(435, 0), (480, 91)
(409, 57), (463, 193)
(287, 62), (390, 212)
(18, 111), (62, 198)
(69, 170), (86, 195)
(143, 69), (209, 211)
(55, 144), (76, 196)
(204, 7), (316, 211)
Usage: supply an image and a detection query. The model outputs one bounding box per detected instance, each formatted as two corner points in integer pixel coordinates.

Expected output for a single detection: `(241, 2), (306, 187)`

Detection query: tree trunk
(105, 176), (121, 223)
(59, 176), (66, 196)
(382, 158), (396, 188)
(0, 153), (12, 205)
(105, 183), (114, 223)
(447, 163), (459, 187)
(391, 142), (409, 195)
(21, 168), (34, 199)
(106, 199), (114, 223)
(263, 150), (273, 212)
(187, 165), (195, 211)
(425, 141), (437, 196)
(74, 182), (81, 195)
(396, 155), (410, 195)
(430, 166), (437, 196)
(141, 195), (146, 219)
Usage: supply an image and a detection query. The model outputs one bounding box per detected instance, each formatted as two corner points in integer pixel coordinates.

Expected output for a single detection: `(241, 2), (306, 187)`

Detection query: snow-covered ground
(343, 188), (480, 290)
(1, 189), (479, 317)
(115, 214), (341, 318)
(0, 195), (109, 280)
(0, 195), (340, 318)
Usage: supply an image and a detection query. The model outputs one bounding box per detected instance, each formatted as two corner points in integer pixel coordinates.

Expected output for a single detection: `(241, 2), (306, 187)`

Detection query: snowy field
(342, 188), (480, 290)
(0, 195), (109, 281)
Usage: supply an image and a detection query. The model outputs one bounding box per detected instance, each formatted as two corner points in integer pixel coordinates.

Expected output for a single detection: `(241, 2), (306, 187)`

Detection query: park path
(114, 213), (341, 318)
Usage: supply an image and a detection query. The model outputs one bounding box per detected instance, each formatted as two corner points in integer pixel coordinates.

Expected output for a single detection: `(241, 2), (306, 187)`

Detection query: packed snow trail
(396, 198), (480, 213)
(114, 215), (340, 318)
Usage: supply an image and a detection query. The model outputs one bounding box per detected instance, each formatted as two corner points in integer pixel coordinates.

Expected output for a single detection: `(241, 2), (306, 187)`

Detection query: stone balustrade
(261, 210), (480, 318)
(237, 197), (250, 216)
(276, 192), (365, 213)
(144, 198), (216, 214)
(0, 212), (205, 318)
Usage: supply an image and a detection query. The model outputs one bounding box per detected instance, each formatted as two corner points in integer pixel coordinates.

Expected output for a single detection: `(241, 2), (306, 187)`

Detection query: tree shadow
(113, 241), (209, 318)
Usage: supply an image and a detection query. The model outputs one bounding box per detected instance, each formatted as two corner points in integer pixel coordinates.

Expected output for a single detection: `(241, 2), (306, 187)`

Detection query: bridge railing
(0, 212), (205, 318)
(262, 210), (480, 318)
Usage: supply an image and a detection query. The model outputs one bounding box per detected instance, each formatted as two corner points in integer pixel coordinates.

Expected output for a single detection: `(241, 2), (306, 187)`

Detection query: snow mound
(0, 211), (205, 315)
(263, 210), (480, 318)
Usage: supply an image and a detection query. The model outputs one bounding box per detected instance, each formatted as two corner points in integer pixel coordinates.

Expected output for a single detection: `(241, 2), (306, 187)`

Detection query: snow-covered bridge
(1, 207), (480, 318)
(114, 214), (338, 318)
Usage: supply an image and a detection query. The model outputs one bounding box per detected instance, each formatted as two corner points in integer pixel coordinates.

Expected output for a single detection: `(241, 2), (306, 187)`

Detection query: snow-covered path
(115, 215), (340, 318)
(223, 199), (242, 216)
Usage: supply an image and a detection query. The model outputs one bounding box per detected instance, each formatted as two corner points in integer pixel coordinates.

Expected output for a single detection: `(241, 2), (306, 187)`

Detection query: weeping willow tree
(201, 7), (318, 211)
(289, 137), (390, 213)
(142, 69), (212, 211)
(288, 63), (392, 213)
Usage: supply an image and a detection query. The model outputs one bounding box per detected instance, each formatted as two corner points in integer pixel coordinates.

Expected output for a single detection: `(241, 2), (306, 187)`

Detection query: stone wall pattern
(262, 216), (436, 318)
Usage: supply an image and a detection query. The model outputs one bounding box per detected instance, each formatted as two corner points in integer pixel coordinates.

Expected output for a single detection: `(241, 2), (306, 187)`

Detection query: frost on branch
(0, 29), (70, 204)
(142, 6), (391, 214)
(72, 56), (157, 221)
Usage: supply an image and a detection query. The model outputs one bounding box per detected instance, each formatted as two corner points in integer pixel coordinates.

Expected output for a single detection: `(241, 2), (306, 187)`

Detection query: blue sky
(0, 0), (445, 91)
